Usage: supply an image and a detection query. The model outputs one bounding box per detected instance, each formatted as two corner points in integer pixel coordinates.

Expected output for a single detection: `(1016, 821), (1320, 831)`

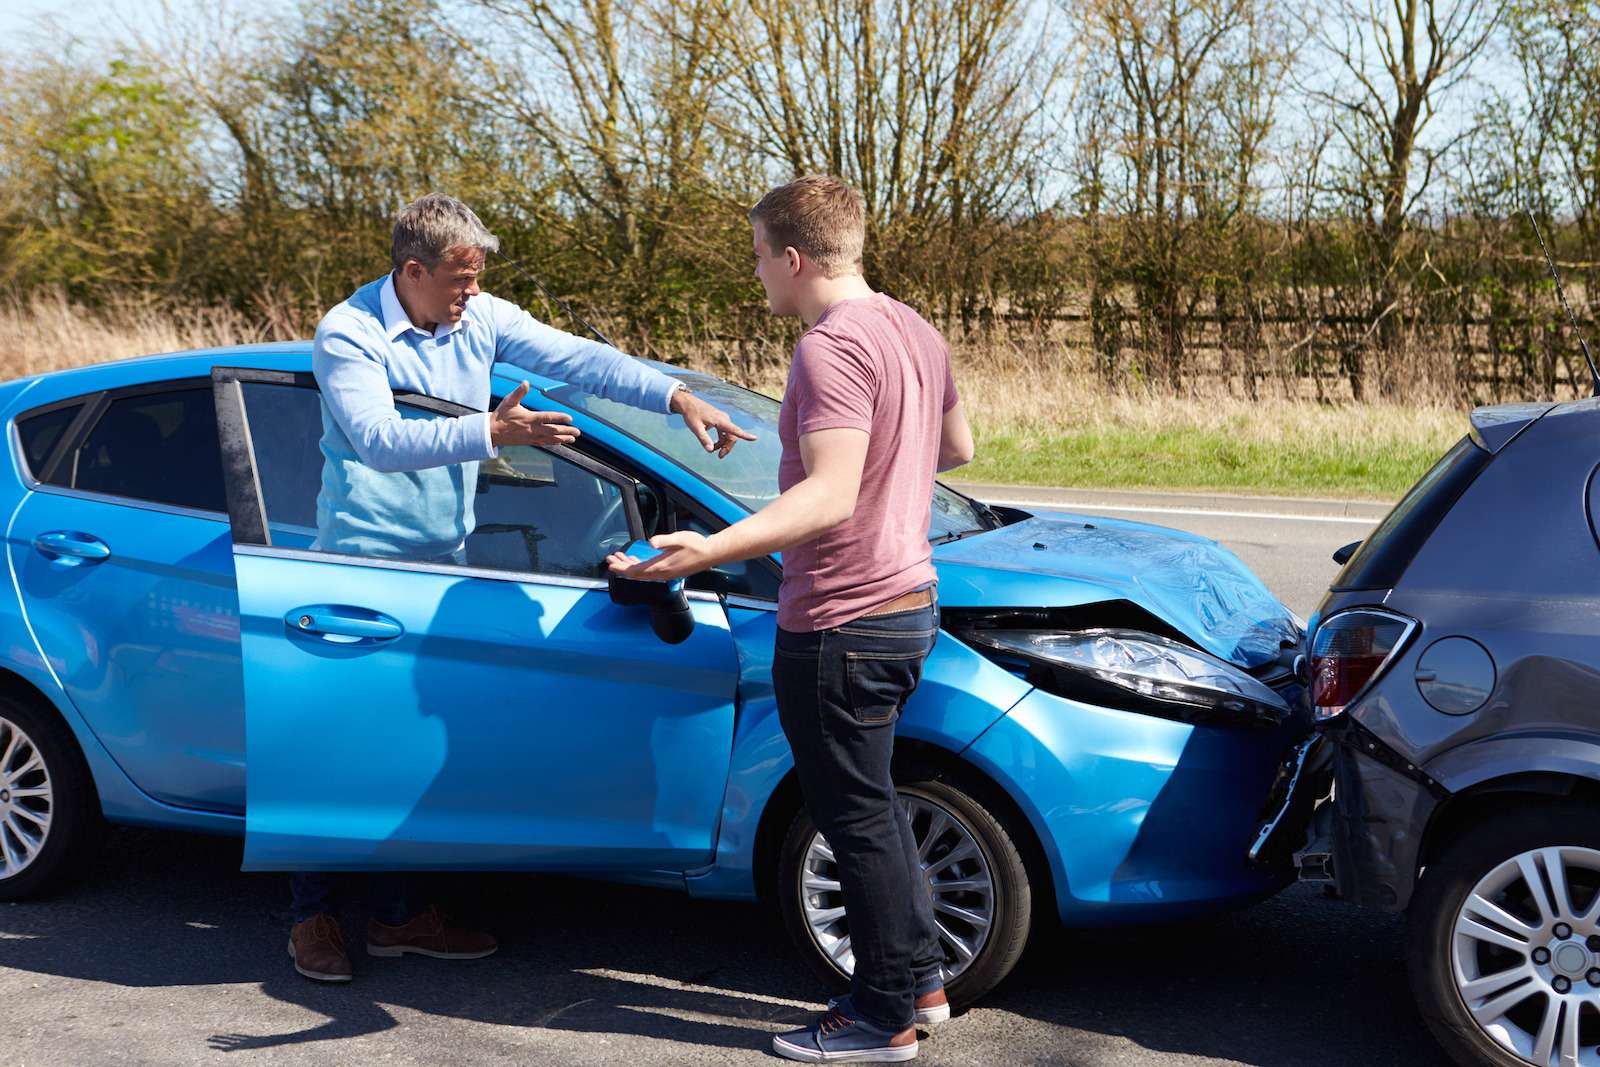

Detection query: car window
(238, 381), (632, 579)
(672, 498), (781, 600)
(15, 402), (82, 484)
(71, 388), (226, 512)
(548, 370), (991, 539)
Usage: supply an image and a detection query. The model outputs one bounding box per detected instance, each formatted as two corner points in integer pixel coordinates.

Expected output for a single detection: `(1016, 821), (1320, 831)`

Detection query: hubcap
(0, 716), (51, 880)
(1452, 846), (1600, 1066)
(799, 794), (995, 983)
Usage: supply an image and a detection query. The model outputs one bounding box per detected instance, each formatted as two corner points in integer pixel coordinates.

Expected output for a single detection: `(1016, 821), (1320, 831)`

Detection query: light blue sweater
(311, 274), (678, 559)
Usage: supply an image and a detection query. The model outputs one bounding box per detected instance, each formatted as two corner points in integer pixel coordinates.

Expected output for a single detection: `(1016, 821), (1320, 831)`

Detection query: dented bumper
(1287, 720), (1446, 912)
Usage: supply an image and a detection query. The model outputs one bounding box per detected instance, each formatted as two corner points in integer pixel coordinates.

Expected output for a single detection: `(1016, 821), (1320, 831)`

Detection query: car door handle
(285, 606), (404, 643)
(33, 531), (111, 563)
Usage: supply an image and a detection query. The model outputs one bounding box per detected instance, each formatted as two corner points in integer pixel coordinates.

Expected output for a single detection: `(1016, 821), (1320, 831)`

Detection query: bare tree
(717, 0), (1066, 319)
(1068, 0), (1291, 389)
(1302, 0), (1505, 397)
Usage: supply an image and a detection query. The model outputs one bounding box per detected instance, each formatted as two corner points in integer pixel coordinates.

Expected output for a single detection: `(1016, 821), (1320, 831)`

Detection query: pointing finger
(687, 417), (714, 453)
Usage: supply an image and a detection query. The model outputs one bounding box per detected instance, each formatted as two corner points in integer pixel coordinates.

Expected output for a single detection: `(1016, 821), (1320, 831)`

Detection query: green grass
(962, 418), (1462, 499)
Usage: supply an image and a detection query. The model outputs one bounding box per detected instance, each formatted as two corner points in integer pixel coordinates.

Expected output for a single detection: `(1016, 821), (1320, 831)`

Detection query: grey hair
(390, 193), (500, 271)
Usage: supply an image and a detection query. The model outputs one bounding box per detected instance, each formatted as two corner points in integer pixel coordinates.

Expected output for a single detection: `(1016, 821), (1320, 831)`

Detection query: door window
(72, 388), (226, 512)
(233, 379), (635, 579)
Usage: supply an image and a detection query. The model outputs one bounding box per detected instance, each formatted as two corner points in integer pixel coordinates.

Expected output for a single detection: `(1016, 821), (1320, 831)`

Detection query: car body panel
(235, 547), (742, 871)
(932, 512), (1297, 668)
(964, 686), (1294, 921)
(7, 493), (245, 812)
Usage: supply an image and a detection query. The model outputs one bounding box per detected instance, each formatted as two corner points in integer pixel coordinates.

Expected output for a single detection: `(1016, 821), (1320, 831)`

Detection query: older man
(287, 192), (752, 983)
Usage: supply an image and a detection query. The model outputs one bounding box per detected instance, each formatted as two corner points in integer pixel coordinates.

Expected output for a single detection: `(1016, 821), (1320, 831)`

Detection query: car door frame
(210, 366), (646, 552)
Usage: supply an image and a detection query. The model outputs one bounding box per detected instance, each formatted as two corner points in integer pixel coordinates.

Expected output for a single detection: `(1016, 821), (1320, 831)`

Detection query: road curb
(945, 482), (1395, 521)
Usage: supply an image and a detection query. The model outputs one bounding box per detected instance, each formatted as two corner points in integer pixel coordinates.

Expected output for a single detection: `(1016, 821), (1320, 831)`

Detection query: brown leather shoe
(365, 905), (498, 960)
(289, 913), (353, 982)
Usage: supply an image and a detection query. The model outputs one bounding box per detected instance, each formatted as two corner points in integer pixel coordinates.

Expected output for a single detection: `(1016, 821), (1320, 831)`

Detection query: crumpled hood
(932, 511), (1301, 668)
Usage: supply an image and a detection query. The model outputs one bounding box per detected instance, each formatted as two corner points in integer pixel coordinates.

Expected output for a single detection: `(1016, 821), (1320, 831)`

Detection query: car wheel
(0, 695), (96, 900)
(1408, 800), (1600, 1067)
(777, 773), (1034, 1009)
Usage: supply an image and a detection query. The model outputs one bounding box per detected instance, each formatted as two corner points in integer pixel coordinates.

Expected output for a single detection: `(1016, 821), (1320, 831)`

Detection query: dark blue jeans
(774, 601), (944, 1032)
(290, 872), (411, 927)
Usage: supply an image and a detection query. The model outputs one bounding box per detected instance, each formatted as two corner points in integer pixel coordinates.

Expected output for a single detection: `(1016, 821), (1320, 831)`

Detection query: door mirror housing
(1332, 540), (1362, 565)
(607, 541), (694, 644)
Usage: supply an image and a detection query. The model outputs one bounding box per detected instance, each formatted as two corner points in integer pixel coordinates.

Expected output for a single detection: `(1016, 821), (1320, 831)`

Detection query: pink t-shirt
(777, 293), (958, 631)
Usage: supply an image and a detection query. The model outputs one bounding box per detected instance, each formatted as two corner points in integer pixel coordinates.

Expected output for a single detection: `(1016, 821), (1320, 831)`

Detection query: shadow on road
(0, 826), (1449, 1065)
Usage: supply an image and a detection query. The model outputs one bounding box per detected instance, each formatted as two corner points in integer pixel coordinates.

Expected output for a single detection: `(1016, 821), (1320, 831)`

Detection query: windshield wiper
(930, 527), (987, 546)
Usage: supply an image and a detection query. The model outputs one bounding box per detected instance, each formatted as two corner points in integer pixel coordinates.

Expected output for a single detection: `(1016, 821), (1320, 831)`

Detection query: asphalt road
(3, 491), (1450, 1067)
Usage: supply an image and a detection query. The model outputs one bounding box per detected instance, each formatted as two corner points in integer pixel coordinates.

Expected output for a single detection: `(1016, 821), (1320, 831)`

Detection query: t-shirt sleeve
(790, 333), (875, 436)
(942, 348), (960, 413)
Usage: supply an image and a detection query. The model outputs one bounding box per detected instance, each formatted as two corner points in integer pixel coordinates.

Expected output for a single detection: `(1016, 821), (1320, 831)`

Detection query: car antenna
(1527, 209), (1600, 398)
(489, 249), (615, 349)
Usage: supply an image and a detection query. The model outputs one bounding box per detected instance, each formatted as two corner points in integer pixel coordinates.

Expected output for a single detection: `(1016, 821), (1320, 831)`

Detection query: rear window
(1332, 435), (1490, 592)
(72, 388), (226, 512)
(15, 403), (82, 483)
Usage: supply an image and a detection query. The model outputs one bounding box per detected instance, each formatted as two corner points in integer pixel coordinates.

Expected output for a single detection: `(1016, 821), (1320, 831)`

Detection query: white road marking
(983, 499), (1382, 525)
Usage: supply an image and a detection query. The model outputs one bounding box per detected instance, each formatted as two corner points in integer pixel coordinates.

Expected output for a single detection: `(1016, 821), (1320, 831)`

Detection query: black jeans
(774, 601), (944, 1032)
(290, 872), (411, 927)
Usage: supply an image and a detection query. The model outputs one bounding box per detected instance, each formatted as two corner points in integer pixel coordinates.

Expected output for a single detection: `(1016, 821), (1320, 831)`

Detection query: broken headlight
(963, 628), (1291, 729)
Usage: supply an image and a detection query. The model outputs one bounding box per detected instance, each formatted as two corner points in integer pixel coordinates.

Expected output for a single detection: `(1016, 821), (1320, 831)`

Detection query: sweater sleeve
(486, 295), (679, 412)
(313, 322), (495, 473)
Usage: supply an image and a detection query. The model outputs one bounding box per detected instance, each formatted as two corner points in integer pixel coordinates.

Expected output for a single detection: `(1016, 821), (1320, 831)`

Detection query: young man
(289, 192), (753, 983)
(607, 175), (974, 1063)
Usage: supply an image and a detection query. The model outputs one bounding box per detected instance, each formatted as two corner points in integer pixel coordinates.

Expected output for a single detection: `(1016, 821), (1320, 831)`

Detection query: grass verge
(963, 419), (1460, 499)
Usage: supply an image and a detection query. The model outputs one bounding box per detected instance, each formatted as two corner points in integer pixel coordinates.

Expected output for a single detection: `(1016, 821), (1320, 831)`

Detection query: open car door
(211, 367), (740, 872)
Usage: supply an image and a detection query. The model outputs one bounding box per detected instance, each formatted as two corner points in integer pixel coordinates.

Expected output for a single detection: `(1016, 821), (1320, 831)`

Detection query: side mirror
(607, 541), (694, 644)
(1332, 540), (1362, 565)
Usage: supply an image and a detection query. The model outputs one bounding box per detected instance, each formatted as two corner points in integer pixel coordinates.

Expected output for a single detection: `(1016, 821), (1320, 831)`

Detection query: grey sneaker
(772, 1009), (918, 1063)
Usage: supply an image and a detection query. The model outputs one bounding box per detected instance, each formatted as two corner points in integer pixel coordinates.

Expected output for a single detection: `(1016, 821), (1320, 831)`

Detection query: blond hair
(749, 175), (866, 278)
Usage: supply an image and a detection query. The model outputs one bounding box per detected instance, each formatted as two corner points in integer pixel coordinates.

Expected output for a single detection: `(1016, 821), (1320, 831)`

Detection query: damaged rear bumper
(1249, 720), (1447, 912)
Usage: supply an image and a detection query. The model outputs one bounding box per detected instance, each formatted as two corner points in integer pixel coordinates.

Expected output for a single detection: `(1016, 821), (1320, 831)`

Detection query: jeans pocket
(844, 650), (925, 725)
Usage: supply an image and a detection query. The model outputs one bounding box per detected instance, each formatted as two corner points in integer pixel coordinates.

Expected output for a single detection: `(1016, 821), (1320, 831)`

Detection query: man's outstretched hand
(491, 381), (581, 447)
(607, 531), (715, 581)
(670, 387), (757, 457)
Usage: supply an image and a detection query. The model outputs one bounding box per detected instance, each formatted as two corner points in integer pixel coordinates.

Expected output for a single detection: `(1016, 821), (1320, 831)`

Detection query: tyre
(0, 694), (97, 900)
(777, 772), (1034, 1010)
(1408, 800), (1600, 1067)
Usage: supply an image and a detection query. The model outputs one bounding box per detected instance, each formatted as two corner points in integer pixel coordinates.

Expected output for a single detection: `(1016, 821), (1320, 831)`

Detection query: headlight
(963, 627), (1291, 728)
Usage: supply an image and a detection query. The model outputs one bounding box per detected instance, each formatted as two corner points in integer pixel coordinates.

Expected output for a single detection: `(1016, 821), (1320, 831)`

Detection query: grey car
(1258, 399), (1600, 1067)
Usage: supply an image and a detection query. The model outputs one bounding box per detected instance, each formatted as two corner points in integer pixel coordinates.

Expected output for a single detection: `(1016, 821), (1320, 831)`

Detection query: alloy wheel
(799, 793), (995, 982)
(0, 715), (52, 880)
(1452, 845), (1600, 1065)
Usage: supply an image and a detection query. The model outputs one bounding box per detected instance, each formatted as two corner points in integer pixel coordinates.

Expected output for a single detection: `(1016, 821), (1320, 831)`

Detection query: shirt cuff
(661, 379), (686, 414)
(471, 410), (497, 459)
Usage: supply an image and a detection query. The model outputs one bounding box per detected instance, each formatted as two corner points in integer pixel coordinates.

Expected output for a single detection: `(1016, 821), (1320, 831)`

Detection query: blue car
(0, 344), (1309, 1005)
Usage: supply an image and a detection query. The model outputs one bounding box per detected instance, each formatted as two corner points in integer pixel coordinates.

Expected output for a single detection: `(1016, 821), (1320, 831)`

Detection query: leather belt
(861, 587), (935, 618)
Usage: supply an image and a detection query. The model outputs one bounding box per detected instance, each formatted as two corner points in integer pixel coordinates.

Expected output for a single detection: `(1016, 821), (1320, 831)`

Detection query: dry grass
(0, 296), (1469, 498)
(0, 293), (277, 380)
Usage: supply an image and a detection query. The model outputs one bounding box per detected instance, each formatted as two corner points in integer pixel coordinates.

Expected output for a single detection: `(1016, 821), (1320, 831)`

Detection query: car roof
(0, 341), (690, 419)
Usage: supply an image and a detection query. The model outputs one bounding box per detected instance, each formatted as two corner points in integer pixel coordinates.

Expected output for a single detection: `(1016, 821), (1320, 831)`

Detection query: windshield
(547, 370), (991, 540)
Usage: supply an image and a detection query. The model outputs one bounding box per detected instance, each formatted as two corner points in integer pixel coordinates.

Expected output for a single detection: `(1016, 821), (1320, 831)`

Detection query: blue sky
(0, 0), (291, 55)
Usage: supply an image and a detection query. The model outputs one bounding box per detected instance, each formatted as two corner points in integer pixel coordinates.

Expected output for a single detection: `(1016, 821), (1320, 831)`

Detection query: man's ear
(400, 259), (426, 283)
(784, 246), (802, 277)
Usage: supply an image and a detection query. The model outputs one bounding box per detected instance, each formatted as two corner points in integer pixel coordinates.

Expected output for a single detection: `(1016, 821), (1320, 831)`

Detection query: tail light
(1309, 608), (1416, 720)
